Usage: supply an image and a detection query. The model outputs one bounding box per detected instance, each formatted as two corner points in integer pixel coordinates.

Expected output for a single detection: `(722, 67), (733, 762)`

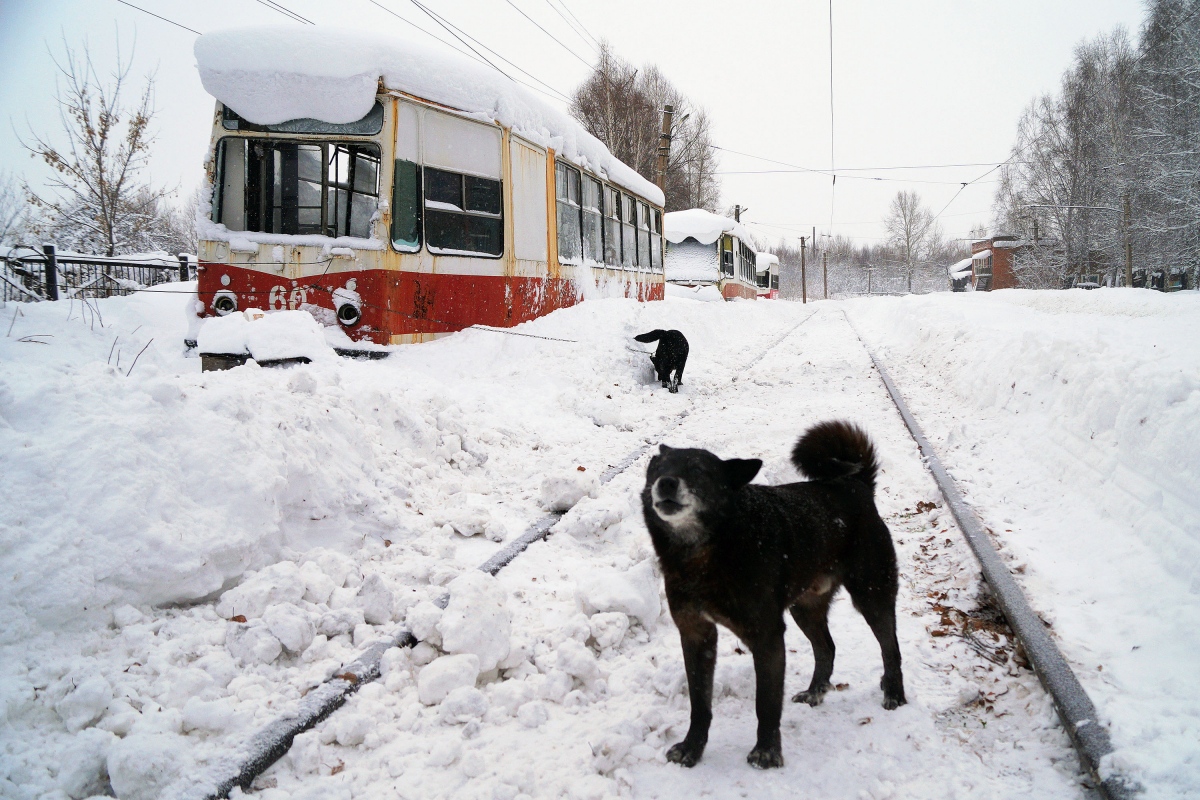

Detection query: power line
(715, 169), (999, 186)
(502, 0), (595, 71)
(410, 1), (573, 102)
(554, 0), (601, 49)
(369, 0), (495, 67)
(252, 0), (314, 24)
(113, 0), (201, 35)
(542, 0), (598, 55)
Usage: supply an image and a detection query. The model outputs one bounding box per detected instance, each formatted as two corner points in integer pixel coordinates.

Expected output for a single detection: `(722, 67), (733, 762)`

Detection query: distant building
(968, 234), (1027, 290)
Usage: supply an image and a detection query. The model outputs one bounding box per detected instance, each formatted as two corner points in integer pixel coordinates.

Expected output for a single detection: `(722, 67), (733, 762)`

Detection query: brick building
(970, 234), (1027, 290)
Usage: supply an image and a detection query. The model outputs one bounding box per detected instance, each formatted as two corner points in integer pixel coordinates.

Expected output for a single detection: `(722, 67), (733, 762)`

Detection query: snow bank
(194, 27), (664, 206)
(196, 309), (335, 362)
(663, 208), (752, 245)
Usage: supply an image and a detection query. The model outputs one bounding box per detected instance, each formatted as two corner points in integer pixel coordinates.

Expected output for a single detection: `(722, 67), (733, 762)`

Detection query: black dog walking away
(641, 420), (905, 769)
(635, 329), (688, 393)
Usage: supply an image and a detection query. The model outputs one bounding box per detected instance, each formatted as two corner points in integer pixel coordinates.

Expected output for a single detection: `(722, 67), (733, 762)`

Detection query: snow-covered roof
(755, 251), (779, 275)
(992, 239), (1029, 249)
(194, 26), (664, 206)
(948, 257), (973, 279)
(664, 209), (753, 245)
(972, 249), (993, 260)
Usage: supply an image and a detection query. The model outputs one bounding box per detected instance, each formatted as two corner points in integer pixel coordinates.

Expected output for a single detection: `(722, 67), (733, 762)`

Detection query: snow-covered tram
(193, 28), (665, 345)
(663, 209), (759, 300)
(755, 252), (779, 298)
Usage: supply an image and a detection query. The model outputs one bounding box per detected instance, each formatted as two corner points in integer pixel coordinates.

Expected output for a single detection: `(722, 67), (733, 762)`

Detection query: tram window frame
(721, 236), (734, 276)
(602, 185), (620, 267)
(581, 174), (604, 265)
(213, 138), (381, 239)
(620, 193), (637, 269)
(637, 201), (652, 272)
(423, 166), (504, 258)
(555, 162), (583, 265)
(651, 208), (663, 272)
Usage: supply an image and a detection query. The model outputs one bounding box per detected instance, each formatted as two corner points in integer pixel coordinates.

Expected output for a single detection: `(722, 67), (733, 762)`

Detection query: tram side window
(582, 176), (603, 265)
(721, 236), (734, 276)
(391, 159), (421, 251)
(602, 186), (620, 266)
(620, 193), (636, 268)
(637, 202), (651, 271)
(651, 209), (663, 272)
(424, 167), (503, 257)
(214, 139), (379, 238)
(556, 163), (582, 264)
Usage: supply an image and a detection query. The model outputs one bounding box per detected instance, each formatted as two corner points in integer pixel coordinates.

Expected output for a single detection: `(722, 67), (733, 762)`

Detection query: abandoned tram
(194, 28), (665, 345)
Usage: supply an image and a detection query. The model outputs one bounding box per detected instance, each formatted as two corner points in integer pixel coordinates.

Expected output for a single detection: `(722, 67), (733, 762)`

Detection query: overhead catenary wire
(252, 0), (314, 24)
(368, 0), (499, 70)
(542, 0), (599, 55)
(502, 0), (597, 71)
(552, 0), (601, 50)
(113, 0), (202, 35)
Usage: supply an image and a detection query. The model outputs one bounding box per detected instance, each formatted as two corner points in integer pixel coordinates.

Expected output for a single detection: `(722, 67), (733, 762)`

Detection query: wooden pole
(800, 236), (807, 304)
(1123, 192), (1133, 288)
(823, 251), (828, 299)
(655, 105), (674, 191)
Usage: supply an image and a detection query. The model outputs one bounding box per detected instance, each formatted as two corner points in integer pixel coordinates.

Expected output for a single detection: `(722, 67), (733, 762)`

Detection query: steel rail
(843, 311), (1138, 800)
(176, 309), (810, 798)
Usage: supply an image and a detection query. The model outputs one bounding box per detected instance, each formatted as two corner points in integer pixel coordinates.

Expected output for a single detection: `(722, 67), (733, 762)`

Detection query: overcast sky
(0, 0), (1148, 249)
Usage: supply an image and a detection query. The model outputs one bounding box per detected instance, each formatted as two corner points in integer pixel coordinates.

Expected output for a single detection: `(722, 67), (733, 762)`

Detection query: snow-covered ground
(0, 286), (1195, 799)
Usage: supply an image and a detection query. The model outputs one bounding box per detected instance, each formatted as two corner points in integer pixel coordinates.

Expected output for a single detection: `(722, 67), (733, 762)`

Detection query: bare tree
(21, 38), (171, 256)
(0, 171), (28, 248)
(884, 190), (937, 292)
(570, 42), (721, 211)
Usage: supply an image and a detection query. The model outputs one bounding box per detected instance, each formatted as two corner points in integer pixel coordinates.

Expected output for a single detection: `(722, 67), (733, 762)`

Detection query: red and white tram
(663, 209), (759, 300)
(193, 28), (665, 345)
(755, 251), (779, 298)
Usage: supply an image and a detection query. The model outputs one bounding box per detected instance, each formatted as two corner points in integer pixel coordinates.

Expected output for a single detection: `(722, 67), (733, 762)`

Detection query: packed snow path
(3, 289), (1197, 799)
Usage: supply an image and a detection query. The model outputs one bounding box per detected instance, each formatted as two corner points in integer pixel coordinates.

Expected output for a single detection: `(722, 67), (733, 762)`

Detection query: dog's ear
(723, 458), (762, 487)
(659, 444), (674, 455)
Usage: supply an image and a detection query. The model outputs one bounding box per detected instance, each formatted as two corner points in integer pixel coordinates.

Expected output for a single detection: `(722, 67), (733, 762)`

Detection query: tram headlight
(213, 290), (238, 316)
(336, 302), (362, 326)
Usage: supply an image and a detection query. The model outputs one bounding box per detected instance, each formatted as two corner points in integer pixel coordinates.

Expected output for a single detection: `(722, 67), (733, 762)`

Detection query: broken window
(602, 185), (620, 267)
(214, 139), (381, 239)
(221, 102), (385, 136)
(621, 193), (636, 269)
(651, 208), (663, 273)
(582, 175), (603, 265)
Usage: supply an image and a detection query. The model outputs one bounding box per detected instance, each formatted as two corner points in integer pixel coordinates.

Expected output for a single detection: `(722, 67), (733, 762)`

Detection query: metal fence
(1, 245), (192, 303)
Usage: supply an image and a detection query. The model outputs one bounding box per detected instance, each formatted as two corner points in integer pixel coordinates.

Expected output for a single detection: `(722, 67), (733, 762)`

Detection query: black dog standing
(640, 421), (906, 769)
(635, 329), (689, 393)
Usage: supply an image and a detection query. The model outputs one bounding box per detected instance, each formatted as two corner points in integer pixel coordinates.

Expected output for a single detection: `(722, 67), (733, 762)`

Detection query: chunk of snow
(404, 600), (444, 647)
(555, 639), (599, 681)
(57, 728), (116, 799)
(225, 620), (283, 665)
(215, 561), (306, 620)
(588, 612), (630, 649)
(439, 685), (488, 724)
(106, 733), (189, 800)
(437, 571), (511, 672)
(357, 573), (395, 625)
(55, 676), (112, 733)
(263, 602), (316, 652)
(576, 560), (661, 629)
(418, 654), (480, 705)
(516, 701), (549, 729)
(539, 471), (599, 512)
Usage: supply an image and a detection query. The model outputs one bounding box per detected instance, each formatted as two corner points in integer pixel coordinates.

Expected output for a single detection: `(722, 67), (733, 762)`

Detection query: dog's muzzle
(651, 476), (691, 517)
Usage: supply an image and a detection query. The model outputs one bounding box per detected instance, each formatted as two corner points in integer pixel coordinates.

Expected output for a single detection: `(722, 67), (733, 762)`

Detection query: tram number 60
(269, 285), (308, 310)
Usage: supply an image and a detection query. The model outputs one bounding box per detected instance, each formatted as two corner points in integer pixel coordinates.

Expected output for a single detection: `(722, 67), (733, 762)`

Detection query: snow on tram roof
(193, 26), (665, 206)
(664, 208), (753, 246)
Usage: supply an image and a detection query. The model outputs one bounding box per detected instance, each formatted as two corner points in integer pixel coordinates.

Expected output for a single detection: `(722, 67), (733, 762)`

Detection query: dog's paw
(666, 741), (704, 767)
(882, 694), (907, 710)
(791, 683), (831, 706)
(880, 676), (906, 709)
(746, 745), (784, 769)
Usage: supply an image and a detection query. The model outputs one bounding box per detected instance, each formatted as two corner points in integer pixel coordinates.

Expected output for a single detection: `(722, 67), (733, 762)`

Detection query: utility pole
(1123, 191), (1133, 288)
(734, 204), (742, 222)
(655, 104), (674, 192)
(800, 236), (807, 304)
(823, 251), (828, 299)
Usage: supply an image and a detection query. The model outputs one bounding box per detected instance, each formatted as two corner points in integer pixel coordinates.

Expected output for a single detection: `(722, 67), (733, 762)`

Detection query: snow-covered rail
(179, 312), (820, 799)
(844, 312), (1139, 800)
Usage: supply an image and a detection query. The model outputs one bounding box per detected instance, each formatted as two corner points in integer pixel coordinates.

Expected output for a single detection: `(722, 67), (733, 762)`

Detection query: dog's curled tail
(791, 420), (879, 491)
(634, 330), (667, 343)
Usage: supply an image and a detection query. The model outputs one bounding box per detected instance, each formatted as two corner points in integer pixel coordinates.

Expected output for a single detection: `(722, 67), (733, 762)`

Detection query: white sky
(0, 0), (1148, 248)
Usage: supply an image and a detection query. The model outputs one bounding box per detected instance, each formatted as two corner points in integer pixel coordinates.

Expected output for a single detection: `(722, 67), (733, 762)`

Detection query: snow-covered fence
(0, 244), (192, 303)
